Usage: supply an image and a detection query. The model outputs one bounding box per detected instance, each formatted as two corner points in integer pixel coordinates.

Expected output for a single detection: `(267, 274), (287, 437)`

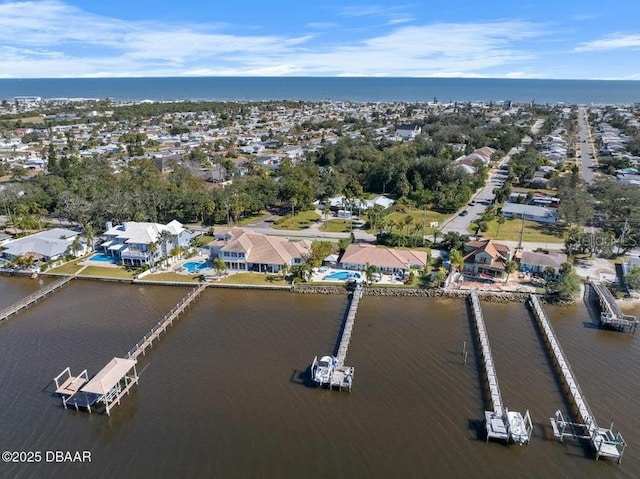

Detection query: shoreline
(3, 269), (640, 309)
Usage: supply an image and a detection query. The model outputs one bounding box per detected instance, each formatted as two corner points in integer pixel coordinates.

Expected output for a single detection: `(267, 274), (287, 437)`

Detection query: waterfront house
(1, 228), (85, 263)
(208, 228), (311, 273)
(462, 239), (512, 280)
(339, 243), (427, 275)
(519, 250), (567, 275)
(101, 220), (190, 267)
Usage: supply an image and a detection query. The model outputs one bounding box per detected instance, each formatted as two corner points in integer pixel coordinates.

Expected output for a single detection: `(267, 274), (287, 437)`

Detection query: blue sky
(0, 0), (639, 79)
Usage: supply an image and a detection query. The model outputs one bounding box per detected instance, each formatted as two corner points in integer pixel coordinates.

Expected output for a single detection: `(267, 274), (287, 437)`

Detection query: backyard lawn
(219, 272), (288, 285)
(323, 219), (354, 233)
(372, 209), (449, 236)
(78, 266), (136, 279)
(143, 272), (200, 282)
(47, 258), (85, 275)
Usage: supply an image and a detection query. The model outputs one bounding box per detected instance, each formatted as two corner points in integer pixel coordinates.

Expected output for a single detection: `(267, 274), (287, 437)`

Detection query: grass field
(47, 259), (84, 275)
(272, 210), (320, 230)
(143, 272), (200, 282)
(78, 266), (135, 279)
(472, 217), (566, 243)
(323, 219), (353, 233)
(219, 272), (288, 285)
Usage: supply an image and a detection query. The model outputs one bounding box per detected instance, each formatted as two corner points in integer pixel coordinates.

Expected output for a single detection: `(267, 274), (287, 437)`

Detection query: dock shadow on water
(581, 284), (603, 330)
(464, 298), (493, 443)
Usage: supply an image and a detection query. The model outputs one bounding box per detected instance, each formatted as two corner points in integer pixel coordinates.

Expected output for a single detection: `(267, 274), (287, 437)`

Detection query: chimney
(106, 221), (113, 231)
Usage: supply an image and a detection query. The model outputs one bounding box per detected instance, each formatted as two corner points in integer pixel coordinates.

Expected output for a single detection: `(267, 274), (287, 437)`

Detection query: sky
(0, 0), (639, 79)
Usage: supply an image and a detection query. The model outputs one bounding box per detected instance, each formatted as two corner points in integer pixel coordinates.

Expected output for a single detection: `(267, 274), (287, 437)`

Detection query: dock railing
(126, 283), (207, 360)
(0, 276), (73, 322)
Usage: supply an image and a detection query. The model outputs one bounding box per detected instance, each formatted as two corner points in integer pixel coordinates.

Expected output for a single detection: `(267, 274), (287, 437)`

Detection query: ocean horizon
(1, 77), (639, 105)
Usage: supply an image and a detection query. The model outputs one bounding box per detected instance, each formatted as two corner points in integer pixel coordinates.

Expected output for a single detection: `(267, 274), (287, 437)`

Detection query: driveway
(577, 106), (597, 184)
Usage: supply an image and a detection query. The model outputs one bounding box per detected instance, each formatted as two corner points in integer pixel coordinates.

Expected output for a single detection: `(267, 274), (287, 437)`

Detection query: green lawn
(471, 217), (566, 243)
(271, 211), (320, 230)
(78, 266), (136, 279)
(323, 219), (353, 233)
(219, 272), (288, 285)
(47, 258), (85, 275)
(143, 272), (200, 282)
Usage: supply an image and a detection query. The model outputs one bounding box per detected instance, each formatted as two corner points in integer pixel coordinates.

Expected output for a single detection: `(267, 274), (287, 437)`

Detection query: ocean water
(1, 77), (639, 105)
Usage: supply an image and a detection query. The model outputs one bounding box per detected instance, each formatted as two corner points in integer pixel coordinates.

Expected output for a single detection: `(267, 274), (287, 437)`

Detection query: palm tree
(504, 260), (518, 282)
(68, 237), (82, 257)
(364, 263), (380, 285)
(292, 263), (312, 282)
(213, 257), (227, 276)
(281, 263), (289, 280)
(432, 229), (440, 245)
(84, 223), (95, 251)
(157, 230), (173, 263)
(148, 242), (158, 267)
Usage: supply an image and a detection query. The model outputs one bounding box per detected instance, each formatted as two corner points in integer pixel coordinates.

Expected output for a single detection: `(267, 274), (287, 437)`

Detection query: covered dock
(529, 294), (627, 463)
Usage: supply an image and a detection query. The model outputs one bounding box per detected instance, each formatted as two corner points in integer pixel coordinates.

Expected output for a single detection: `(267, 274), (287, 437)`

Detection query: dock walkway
(311, 285), (362, 391)
(54, 283), (208, 415)
(0, 276), (73, 322)
(529, 294), (626, 462)
(126, 283), (208, 360)
(469, 291), (532, 444)
(589, 281), (637, 333)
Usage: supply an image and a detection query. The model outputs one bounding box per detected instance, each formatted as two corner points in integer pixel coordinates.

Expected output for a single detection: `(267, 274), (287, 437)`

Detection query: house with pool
(99, 220), (191, 267)
(339, 243), (428, 275)
(208, 227), (311, 273)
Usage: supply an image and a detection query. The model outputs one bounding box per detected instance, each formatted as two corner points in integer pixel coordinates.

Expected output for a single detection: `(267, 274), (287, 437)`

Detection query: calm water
(0, 276), (639, 478)
(1, 77), (639, 105)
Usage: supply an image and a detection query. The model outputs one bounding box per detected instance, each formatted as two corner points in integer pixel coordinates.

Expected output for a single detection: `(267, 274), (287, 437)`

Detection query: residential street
(577, 106), (597, 184)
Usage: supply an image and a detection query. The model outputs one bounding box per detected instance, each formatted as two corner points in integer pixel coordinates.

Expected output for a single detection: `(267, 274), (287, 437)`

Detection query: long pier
(589, 281), (637, 333)
(0, 276), (73, 322)
(126, 283), (208, 360)
(528, 294), (626, 462)
(469, 291), (532, 444)
(311, 285), (362, 391)
(54, 283), (208, 415)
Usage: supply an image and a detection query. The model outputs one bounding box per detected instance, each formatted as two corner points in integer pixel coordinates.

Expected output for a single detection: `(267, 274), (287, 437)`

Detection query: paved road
(440, 119), (545, 235)
(577, 106), (596, 183)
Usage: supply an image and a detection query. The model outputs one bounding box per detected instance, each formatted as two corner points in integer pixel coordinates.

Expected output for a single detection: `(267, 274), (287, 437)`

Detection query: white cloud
(0, 1), (544, 78)
(575, 34), (640, 52)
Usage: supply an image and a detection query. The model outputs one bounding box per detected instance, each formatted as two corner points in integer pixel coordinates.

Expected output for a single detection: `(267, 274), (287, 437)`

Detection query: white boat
(312, 355), (337, 384)
(505, 409), (531, 445)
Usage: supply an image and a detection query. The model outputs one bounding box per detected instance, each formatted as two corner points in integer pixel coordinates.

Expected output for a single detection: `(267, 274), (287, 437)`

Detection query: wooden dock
(54, 283), (208, 415)
(469, 291), (532, 444)
(126, 283), (208, 360)
(589, 281), (637, 333)
(335, 285), (363, 367)
(529, 294), (627, 462)
(0, 276), (73, 322)
(310, 285), (362, 392)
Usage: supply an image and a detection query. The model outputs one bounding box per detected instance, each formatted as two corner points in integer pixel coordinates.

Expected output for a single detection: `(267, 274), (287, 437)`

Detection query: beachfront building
(339, 243), (427, 275)
(462, 239), (512, 280)
(0, 228), (86, 263)
(100, 220), (191, 267)
(208, 227), (311, 273)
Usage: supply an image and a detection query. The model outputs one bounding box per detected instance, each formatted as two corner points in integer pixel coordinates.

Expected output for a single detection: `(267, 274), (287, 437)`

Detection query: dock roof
(81, 357), (137, 396)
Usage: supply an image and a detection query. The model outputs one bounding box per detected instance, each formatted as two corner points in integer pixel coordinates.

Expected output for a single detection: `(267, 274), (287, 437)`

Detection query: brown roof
(463, 239), (511, 270)
(340, 243), (427, 270)
(219, 230), (311, 265)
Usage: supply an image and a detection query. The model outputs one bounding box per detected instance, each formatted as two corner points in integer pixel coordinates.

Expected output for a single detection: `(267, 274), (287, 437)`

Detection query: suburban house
(395, 123), (422, 140)
(519, 250), (568, 275)
(0, 228), (85, 263)
(326, 195), (395, 213)
(208, 227), (311, 273)
(501, 203), (558, 224)
(100, 220), (191, 267)
(339, 243), (427, 275)
(462, 239), (512, 280)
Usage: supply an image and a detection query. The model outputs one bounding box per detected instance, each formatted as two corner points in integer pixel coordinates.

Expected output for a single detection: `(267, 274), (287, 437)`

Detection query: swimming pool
(183, 261), (212, 273)
(323, 271), (361, 280)
(89, 253), (117, 263)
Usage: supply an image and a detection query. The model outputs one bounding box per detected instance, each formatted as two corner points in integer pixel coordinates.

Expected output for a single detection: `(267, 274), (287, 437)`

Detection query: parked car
(459, 210), (469, 216)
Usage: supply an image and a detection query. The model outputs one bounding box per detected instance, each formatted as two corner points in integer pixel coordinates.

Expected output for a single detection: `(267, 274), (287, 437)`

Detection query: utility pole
(518, 213), (525, 250)
(618, 218), (629, 255)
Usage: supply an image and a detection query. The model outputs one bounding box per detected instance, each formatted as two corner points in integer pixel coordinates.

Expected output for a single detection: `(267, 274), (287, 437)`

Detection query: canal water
(0, 276), (639, 478)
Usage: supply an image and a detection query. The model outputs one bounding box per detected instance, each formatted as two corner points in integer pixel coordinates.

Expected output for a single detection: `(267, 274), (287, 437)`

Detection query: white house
(501, 203), (558, 224)
(101, 220), (191, 267)
(1, 228), (85, 262)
